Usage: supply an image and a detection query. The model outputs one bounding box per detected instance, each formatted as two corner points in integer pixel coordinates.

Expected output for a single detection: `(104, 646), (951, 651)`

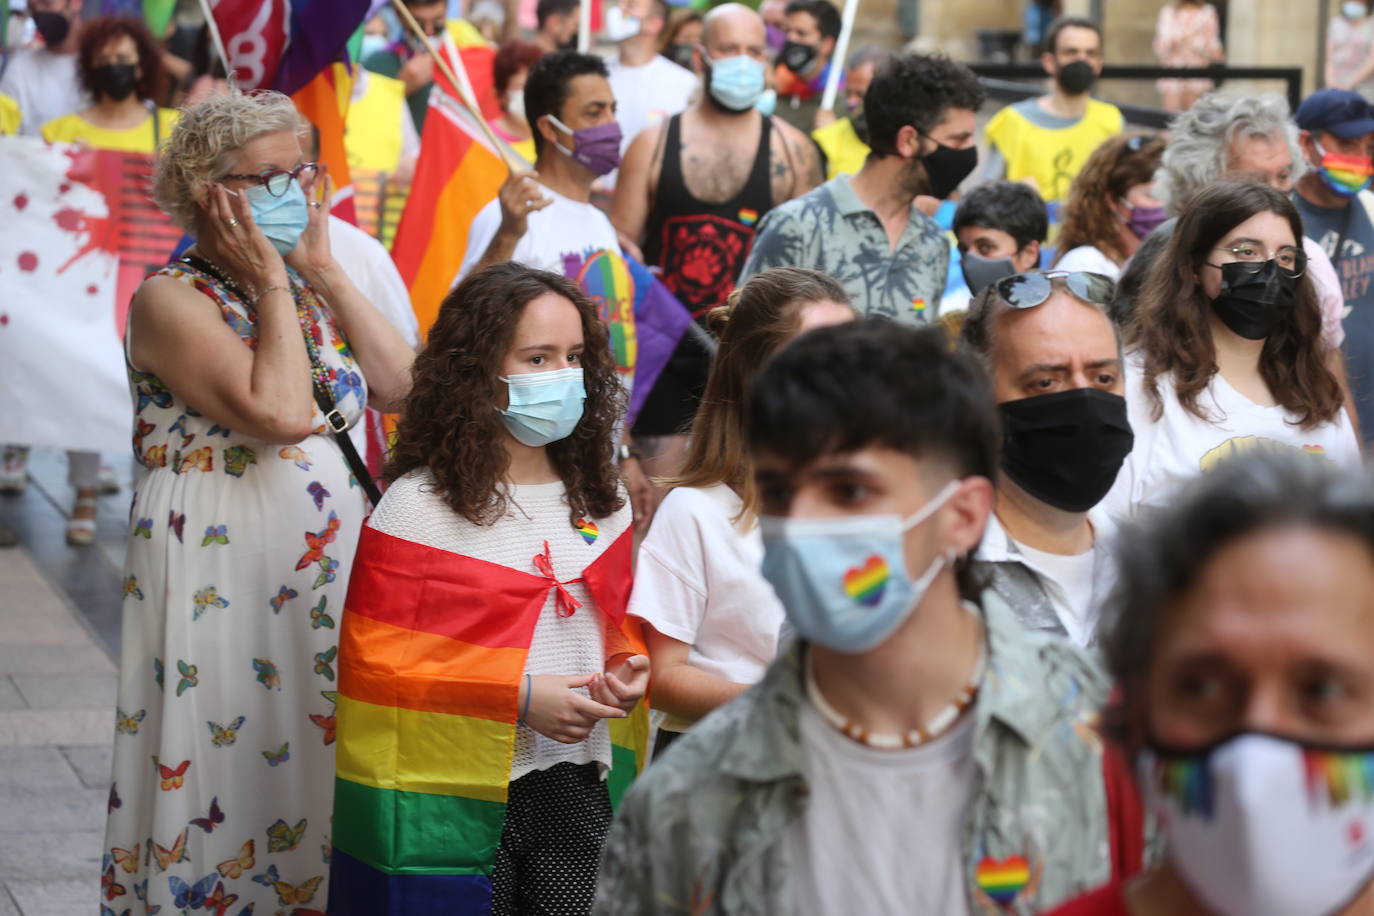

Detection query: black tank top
(642, 112), (775, 319)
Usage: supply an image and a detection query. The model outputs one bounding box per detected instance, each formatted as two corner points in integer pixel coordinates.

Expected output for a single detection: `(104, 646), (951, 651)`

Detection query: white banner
(0, 137), (132, 455)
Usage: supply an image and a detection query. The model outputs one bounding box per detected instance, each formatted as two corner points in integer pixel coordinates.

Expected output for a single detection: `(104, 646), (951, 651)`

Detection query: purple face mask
(765, 23), (786, 54)
(1124, 202), (1168, 240)
(547, 115), (623, 176)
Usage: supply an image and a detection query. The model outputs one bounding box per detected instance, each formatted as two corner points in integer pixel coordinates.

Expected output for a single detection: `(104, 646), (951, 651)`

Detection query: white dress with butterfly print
(102, 263), (368, 915)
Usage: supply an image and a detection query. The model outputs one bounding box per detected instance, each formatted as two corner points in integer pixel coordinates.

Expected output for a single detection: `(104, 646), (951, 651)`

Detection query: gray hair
(152, 90), (305, 232)
(846, 44), (890, 73)
(1155, 91), (1304, 216)
(959, 275), (1121, 375)
(1103, 451), (1374, 690)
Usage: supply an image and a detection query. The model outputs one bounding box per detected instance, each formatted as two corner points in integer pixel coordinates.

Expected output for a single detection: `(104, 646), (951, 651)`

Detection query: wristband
(250, 284), (293, 307)
(518, 673), (532, 725)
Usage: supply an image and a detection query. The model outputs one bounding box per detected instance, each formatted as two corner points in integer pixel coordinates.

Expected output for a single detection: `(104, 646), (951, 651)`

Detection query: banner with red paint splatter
(0, 137), (152, 454)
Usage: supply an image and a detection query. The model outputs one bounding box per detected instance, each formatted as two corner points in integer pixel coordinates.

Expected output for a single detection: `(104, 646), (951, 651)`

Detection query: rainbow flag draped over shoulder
(329, 525), (650, 915)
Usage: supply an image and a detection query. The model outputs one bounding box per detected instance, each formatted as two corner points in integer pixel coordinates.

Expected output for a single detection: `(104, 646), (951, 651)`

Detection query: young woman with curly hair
(628, 267), (852, 754)
(1101, 179), (1359, 523)
(1053, 132), (1167, 281)
(330, 262), (651, 916)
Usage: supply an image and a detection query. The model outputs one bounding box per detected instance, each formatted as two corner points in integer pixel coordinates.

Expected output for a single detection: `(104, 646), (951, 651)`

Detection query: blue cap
(1295, 89), (1374, 139)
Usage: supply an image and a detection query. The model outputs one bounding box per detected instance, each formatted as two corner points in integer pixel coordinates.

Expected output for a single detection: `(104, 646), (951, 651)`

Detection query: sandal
(66, 495), (98, 547)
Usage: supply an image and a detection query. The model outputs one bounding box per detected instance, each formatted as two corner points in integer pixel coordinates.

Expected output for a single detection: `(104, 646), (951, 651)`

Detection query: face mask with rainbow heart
(759, 480), (959, 654)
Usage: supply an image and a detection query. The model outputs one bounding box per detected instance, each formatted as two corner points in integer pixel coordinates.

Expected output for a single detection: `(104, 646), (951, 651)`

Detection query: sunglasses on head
(1124, 133), (1161, 153)
(990, 271), (1117, 311)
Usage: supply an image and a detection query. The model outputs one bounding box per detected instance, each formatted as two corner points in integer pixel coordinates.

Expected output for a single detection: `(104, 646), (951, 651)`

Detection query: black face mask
(666, 43), (695, 70)
(919, 140), (978, 200)
(850, 106), (869, 144)
(33, 11), (71, 48)
(92, 63), (139, 102)
(780, 40), (818, 74)
(1055, 59), (1096, 95)
(999, 387), (1134, 513)
(1210, 259), (1299, 340)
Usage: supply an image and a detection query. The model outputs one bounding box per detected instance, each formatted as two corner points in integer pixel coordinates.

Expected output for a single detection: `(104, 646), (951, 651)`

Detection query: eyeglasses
(1124, 133), (1160, 152)
(990, 271), (1116, 310)
(220, 161), (319, 197)
(1210, 244), (1307, 278)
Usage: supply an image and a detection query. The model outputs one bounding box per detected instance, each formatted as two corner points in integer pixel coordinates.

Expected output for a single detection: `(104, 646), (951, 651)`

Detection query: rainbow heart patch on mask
(575, 518), (599, 545)
(738, 207), (759, 227)
(842, 554), (889, 606)
(975, 855), (1031, 906)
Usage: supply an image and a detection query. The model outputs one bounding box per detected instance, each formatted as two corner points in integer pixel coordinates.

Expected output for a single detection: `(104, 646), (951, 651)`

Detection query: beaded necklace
(804, 614), (986, 750)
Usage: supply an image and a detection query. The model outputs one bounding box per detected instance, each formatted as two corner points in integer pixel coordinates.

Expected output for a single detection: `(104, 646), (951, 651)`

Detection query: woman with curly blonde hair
(102, 89), (414, 913)
(1053, 133), (1168, 280)
(329, 263), (651, 915)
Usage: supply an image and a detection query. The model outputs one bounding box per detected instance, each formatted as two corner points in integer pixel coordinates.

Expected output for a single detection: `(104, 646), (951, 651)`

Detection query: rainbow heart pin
(1303, 444), (1327, 456)
(842, 554), (889, 606)
(575, 518), (599, 545)
(975, 855), (1031, 906)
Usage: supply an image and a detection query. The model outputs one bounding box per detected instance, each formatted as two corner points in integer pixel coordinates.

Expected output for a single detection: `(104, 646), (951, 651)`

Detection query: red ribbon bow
(533, 540), (584, 618)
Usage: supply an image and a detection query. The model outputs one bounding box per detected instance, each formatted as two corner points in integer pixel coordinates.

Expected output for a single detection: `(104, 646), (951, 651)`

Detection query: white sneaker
(97, 465), (120, 495)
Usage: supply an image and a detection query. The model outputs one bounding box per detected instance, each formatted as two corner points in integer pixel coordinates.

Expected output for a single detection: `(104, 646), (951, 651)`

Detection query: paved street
(0, 450), (129, 916)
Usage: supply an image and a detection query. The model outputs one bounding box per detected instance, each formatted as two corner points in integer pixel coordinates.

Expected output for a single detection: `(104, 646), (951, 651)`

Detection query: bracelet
(250, 284), (292, 307)
(518, 673), (532, 725)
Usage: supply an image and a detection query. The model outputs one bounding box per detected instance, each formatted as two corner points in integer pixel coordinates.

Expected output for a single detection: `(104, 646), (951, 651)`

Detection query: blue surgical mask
(243, 181), (309, 255)
(755, 87), (778, 117)
(360, 33), (390, 60)
(499, 367), (586, 446)
(705, 53), (767, 112)
(760, 481), (959, 654)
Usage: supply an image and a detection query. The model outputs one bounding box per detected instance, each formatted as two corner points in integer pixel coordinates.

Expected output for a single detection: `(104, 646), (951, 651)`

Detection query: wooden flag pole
(389, 0), (520, 171)
(818, 0), (859, 113)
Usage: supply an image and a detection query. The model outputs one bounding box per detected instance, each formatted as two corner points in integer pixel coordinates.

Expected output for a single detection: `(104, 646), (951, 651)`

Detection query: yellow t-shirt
(985, 98), (1123, 203)
(812, 116), (870, 180)
(346, 71), (409, 173)
(0, 93), (21, 136)
(40, 107), (182, 153)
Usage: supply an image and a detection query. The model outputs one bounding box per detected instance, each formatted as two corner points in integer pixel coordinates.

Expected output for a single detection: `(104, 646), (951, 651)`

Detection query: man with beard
(984, 17), (1122, 207)
(611, 2), (822, 498)
(774, 0), (841, 131)
(740, 53), (984, 322)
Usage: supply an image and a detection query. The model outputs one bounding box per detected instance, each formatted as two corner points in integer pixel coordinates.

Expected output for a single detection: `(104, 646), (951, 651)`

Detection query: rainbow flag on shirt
(328, 524), (650, 915)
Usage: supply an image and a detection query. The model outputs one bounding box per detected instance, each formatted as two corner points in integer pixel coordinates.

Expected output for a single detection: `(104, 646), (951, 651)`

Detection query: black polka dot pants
(490, 762), (612, 916)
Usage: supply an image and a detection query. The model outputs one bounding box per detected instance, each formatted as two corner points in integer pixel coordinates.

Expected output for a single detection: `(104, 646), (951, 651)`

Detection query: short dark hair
(1104, 451), (1374, 701)
(952, 180), (1048, 251)
(536, 0), (579, 29)
(746, 319), (1000, 599)
(783, 0), (840, 41)
(1045, 16), (1101, 56)
(864, 53), (986, 158)
(78, 15), (166, 103)
(524, 50), (608, 156)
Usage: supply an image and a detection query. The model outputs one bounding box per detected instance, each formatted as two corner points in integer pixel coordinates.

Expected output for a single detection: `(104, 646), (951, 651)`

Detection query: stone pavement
(0, 449), (128, 916)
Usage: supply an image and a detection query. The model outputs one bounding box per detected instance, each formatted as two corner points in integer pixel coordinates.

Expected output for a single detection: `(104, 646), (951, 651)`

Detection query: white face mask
(1345, 1), (1369, 19)
(1143, 733), (1374, 916)
(603, 5), (642, 42)
(507, 90), (525, 120)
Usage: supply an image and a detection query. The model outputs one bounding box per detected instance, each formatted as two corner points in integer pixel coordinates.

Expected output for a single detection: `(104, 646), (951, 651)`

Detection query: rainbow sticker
(975, 856), (1030, 905)
(842, 555), (889, 606)
(1154, 755), (1214, 818)
(738, 208), (759, 227)
(576, 250), (638, 375)
(575, 518), (599, 545)
(1321, 152), (1374, 196)
(1303, 444), (1328, 456)
(1303, 748), (1374, 807)
(911, 298), (926, 313)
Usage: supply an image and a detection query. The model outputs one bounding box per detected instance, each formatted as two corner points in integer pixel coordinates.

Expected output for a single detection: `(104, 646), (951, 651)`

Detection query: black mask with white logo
(780, 40), (818, 74)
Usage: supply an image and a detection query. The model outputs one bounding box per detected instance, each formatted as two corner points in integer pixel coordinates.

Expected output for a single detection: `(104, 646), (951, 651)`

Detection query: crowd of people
(6, 0), (1374, 914)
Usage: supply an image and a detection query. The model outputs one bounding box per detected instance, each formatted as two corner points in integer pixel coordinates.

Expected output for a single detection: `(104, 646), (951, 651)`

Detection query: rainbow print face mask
(1142, 733), (1374, 916)
(1314, 140), (1374, 197)
(759, 481), (958, 654)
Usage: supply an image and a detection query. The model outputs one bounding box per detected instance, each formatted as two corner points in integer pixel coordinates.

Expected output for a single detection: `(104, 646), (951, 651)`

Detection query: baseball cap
(1296, 89), (1374, 138)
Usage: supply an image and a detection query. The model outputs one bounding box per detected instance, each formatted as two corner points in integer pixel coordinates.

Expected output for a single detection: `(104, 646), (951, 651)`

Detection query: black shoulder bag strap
(180, 254), (383, 507)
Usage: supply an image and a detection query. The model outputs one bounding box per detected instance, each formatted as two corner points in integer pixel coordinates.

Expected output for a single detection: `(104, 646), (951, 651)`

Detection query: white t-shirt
(455, 183), (622, 285)
(785, 700), (977, 916)
(1101, 352), (1363, 522)
(0, 48), (86, 136)
(629, 484), (784, 728)
(1014, 540), (1097, 646)
(605, 54), (698, 154)
(1055, 244), (1122, 281)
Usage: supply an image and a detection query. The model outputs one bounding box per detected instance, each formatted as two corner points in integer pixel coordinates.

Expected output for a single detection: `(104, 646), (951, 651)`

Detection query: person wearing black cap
(1293, 88), (1374, 445)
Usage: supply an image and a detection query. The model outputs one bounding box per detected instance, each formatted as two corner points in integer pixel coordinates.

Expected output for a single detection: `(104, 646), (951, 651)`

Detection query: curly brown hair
(385, 262), (626, 526)
(78, 16), (167, 105)
(1126, 179), (1342, 429)
(1053, 133), (1165, 268)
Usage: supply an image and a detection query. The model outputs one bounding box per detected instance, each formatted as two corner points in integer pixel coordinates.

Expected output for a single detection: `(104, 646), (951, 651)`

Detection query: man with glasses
(1292, 89), (1374, 445)
(961, 272), (1132, 648)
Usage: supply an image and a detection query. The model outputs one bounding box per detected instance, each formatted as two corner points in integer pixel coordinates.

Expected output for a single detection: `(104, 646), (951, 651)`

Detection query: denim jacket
(594, 591), (1113, 916)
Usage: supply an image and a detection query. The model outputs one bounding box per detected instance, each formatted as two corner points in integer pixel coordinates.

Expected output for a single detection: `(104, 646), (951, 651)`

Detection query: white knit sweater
(367, 471), (632, 780)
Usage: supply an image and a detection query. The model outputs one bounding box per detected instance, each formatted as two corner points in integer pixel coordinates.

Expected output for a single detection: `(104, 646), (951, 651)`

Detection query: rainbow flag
(1320, 152), (1374, 196)
(329, 525), (650, 914)
(292, 60), (359, 224)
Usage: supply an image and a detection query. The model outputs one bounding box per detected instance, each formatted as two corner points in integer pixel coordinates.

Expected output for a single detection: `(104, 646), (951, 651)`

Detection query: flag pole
(195, 0), (237, 88)
(389, 0), (519, 171)
(818, 0), (858, 113)
(577, 0), (591, 52)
